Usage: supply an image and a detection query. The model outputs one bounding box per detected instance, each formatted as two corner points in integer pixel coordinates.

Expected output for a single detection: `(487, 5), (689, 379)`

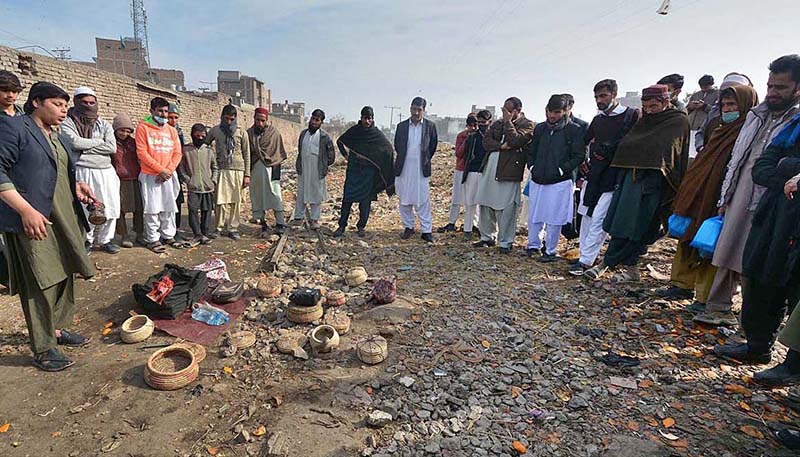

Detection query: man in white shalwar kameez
(394, 97), (438, 243)
(293, 109), (335, 230)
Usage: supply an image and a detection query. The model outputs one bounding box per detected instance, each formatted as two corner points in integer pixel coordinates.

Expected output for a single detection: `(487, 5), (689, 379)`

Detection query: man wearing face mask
(135, 97), (183, 253)
(658, 74), (687, 113)
(570, 79), (640, 276)
(206, 105), (251, 240)
(475, 97), (535, 253)
(179, 124), (217, 245)
(585, 85), (690, 282)
(334, 106), (395, 237)
(461, 110), (492, 241)
(61, 86), (119, 255)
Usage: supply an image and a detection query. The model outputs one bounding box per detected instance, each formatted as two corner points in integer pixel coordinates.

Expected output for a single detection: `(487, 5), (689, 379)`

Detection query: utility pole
(384, 105), (400, 130)
(51, 48), (71, 60)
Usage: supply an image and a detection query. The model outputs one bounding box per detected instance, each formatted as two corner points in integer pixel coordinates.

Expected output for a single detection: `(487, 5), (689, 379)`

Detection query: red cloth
(111, 136), (141, 181)
(642, 84), (670, 100)
(454, 129), (470, 171)
(151, 294), (250, 346)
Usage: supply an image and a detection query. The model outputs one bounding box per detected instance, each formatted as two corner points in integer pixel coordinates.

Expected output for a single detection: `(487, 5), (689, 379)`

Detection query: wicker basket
(120, 315), (154, 344)
(287, 303), (323, 324)
(144, 346), (199, 391)
(325, 290), (347, 307)
(276, 332), (308, 354)
(357, 335), (388, 365)
(228, 331), (256, 349)
(171, 342), (207, 364)
(345, 267), (368, 286)
(256, 274), (282, 298)
(322, 311), (351, 335)
(310, 325), (340, 353)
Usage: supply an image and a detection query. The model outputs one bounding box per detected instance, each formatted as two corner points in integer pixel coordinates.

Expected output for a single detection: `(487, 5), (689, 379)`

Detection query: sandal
(147, 242), (167, 254)
(584, 264), (608, 280)
(162, 238), (191, 249)
(57, 329), (91, 347)
(610, 266), (640, 284)
(32, 348), (75, 372)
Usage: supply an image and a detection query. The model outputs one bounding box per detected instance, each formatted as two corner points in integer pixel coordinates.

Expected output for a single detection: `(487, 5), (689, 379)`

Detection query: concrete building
(618, 91), (642, 110)
(217, 70), (268, 108)
(93, 37), (185, 89)
(471, 104), (497, 119)
(271, 100), (305, 124)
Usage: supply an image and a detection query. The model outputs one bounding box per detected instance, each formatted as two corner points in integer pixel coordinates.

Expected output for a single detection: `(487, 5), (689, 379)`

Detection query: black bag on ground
(132, 264), (208, 319)
(289, 287), (321, 306)
(212, 281), (244, 304)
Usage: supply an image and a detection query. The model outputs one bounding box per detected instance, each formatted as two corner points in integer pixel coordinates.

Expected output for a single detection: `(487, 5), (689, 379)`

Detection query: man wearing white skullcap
(61, 86), (120, 254)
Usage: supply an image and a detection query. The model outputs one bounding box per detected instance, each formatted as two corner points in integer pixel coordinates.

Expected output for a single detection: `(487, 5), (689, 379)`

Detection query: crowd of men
(1, 52), (800, 449)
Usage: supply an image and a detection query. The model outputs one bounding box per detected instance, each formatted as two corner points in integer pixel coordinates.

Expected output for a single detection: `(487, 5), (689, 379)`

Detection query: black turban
(361, 106), (374, 118)
(23, 81), (69, 115)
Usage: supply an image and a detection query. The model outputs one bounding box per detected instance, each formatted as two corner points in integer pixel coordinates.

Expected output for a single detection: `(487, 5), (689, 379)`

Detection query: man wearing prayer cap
(695, 73), (753, 152)
(205, 105), (251, 240)
(247, 107), (287, 237)
(394, 96), (438, 243)
(584, 84), (690, 282)
(334, 106), (395, 237)
(61, 86), (120, 255)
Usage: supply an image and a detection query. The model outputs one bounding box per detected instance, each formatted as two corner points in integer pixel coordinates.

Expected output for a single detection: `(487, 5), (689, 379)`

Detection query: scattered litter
(597, 352), (641, 368)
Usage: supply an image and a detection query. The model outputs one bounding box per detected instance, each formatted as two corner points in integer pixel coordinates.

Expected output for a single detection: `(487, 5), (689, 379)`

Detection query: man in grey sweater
(61, 86), (120, 254)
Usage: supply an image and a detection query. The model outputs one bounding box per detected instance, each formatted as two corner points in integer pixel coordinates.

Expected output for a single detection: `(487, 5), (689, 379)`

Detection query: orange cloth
(135, 118), (182, 176)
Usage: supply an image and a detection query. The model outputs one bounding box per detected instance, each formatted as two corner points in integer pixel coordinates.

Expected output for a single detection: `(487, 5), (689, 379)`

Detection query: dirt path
(0, 146), (797, 457)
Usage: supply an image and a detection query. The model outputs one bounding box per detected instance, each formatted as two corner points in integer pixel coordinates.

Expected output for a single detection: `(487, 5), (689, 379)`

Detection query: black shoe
(206, 232), (219, 240)
(333, 226), (346, 238)
(498, 247), (511, 254)
(275, 224), (287, 235)
(525, 248), (537, 257)
(102, 243), (120, 254)
(561, 223), (579, 241)
(421, 233), (433, 243)
(685, 301), (706, 313)
(656, 286), (694, 300)
(473, 240), (496, 248)
(776, 429), (800, 450)
(57, 329), (91, 347)
(538, 253), (558, 263)
(400, 228), (415, 240)
(754, 363), (800, 388)
(713, 342), (771, 365)
(260, 226), (270, 238)
(437, 223), (456, 233)
(32, 348), (75, 372)
(229, 231), (241, 240)
(568, 261), (591, 276)
(357, 227), (366, 238)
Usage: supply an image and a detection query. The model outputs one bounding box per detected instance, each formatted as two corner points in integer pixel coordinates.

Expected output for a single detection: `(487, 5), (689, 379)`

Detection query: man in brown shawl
(655, 86), (758, 324)
(248, 107), (287, 237)
(585, 84), (690, 282)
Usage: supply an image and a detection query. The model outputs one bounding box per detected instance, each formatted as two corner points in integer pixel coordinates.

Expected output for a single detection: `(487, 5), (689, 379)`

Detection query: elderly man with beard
(206, 105), (251, 240)
(61, 86), (119, 255)
(585, 85), (690, 282)
(248, 107), (287, 237)
(0, 82), (97, 371)
(293, 109), (334, 230)
(334, 106), (395, 238)
(474, 97), (535, 253)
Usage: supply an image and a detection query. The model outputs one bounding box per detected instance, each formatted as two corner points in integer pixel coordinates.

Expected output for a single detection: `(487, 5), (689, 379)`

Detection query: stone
(367, 410), (393, 428)
(398, 376), (415, 388)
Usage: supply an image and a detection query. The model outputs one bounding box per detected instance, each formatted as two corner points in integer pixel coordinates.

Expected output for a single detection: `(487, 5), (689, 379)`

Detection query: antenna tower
(131, 0), (152, 79)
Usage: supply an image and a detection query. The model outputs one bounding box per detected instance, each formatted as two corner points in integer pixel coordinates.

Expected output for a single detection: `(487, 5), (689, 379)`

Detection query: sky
(0, 0), (798, 126)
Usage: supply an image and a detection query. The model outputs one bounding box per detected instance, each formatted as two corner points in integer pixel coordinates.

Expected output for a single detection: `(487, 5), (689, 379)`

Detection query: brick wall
(0, 45), (303, 151)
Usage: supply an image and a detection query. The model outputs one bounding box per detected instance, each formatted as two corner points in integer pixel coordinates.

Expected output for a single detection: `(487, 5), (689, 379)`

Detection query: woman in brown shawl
(658, 86), (758, 322)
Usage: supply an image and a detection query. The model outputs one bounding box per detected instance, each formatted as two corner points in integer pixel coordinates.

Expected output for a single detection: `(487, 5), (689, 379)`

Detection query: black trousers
(741, 276), (800, 352)
(602, 237), (646, 268)
(338, 200), (372, 229)
(187, 192), (213, 237)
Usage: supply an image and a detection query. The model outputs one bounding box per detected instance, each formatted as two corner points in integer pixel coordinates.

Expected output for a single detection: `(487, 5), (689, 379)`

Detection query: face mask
(192, 137), (204, 148)
(478, 124), (488, 133)
(721, 111), (741, 124)
(153, 115), (167, 125)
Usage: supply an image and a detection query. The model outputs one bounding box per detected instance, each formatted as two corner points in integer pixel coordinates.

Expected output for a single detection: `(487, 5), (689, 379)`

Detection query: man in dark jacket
(525, 95), (585, 262)
(474, 97), (535, 253)
(394, 97), (438, 243)
(569, 79), (640, 275)
(293, 109), (335, 230)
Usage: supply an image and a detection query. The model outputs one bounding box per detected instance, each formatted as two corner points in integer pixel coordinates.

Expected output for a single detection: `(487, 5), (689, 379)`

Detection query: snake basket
(345, 267), (368, 286)
(144, 346), (199, 391)
(256, 274), (282, 298)
(325, 290), (347, 307)
(287, 303), (323, 324)
(170, 342), (207, 364)
(120, 315), (154, 344)
(357, 335), (388, 365)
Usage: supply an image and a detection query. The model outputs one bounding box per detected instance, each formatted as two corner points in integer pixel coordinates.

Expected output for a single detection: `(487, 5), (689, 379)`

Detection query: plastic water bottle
(191, 302), (230, 326)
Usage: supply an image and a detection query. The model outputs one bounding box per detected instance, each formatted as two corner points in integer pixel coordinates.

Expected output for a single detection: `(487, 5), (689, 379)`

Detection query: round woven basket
(228, 331), (256, 349)
(357, 335), (388, 365)
(287, 303), (323, 324)
(345, 267), (368, 286)
(325, 290), (347, 307)
(276, 332), (308, 354)
(144, 346), (199, 391)
(120, 315), (154, 344)
(257, 274), (282, 298)
(171, 342), (207, 364)
(310, 325), (340, 353)
(322, 311), (351, 335)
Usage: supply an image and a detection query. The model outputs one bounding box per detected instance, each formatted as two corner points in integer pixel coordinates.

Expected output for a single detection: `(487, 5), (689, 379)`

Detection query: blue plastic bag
(522, 179), (531, 197)
(668, 214), (691, 239)
(690, 215), (724, 255)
